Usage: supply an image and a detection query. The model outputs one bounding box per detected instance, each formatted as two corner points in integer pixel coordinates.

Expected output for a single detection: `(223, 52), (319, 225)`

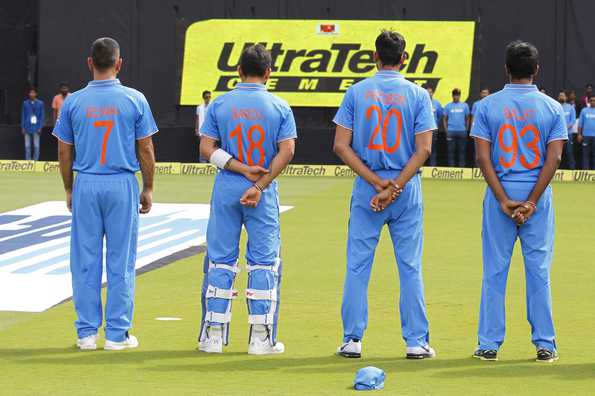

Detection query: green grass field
(0, 172), (594, 395)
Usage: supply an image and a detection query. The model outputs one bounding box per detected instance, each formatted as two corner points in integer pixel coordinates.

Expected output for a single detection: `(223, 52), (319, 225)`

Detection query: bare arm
(467, 115), (472, 131)
(333, 125), (388, 192)
(53, 109), (58, 124)
(526, 140), (564, 205)
(442, 115), (448, 132)
(199, 135), (269, 181)
(57, 140), (74, 211)
(475, 138), (523, 220)
(240, 139), (296, 207)
(137, 136), (156, 214)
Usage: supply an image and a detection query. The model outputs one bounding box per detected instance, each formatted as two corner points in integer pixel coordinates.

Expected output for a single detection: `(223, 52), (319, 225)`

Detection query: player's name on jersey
(1, 160), (594, 182)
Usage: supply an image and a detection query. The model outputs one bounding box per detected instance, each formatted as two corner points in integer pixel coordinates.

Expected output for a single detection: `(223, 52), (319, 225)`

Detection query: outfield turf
(0, 172), (594, 395)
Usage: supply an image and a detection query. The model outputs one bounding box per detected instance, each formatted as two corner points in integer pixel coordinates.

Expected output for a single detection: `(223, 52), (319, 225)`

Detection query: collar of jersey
(375, 70), (403, 78)
(88, 79), (121, 87)
(235, 82), (266, 90)
(503, 83), (537, 91)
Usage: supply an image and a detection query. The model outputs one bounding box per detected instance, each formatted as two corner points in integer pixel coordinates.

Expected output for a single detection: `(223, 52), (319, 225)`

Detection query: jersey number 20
(366, 105), (402, 153)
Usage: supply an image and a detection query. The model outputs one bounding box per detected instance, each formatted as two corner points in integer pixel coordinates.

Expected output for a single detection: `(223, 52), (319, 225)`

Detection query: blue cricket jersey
(578, 107), (595, 137)
(53, 79), (158, 174)
(471, 100), (482, 116)
(200, 82), (297, 169)
(470, 84), (567, 182)
(561, 103), (576, 133)
(444, 101), (470, 132)
(333, 70), (436, 171)
(431, 98), (443, 127)
(21, 99), (45, 134)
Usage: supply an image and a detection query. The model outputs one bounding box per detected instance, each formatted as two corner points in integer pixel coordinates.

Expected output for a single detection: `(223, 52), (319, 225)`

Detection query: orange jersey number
(366, 105), (402, 153)
(230, 124), (266, 166)
(497, 123), (541, 169)
(93, 120), (114, 166)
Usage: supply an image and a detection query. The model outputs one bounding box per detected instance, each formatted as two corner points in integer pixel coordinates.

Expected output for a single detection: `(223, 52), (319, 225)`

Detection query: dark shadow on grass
(431, 362), (595, 381)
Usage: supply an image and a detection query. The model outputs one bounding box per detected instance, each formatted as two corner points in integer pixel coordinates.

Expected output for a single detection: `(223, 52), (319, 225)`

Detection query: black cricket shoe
(536, 348), (559, 363)
(473, 349), (498, 361)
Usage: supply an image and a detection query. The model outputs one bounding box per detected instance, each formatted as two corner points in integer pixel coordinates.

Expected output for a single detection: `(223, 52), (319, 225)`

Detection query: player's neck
(509, 77), (533, 85)
(93, 70), (118, 81)
(241, 77), (266, 84)
(377, 65), (400, 72)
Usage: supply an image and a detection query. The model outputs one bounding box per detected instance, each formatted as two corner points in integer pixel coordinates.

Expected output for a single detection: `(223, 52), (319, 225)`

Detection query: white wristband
(210, 148), (233, 169)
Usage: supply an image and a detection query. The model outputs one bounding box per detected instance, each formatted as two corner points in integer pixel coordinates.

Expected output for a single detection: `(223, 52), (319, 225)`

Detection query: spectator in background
(578, 96), (595, 169)
(52, 82), (70, 123)
(558, 90), (576, 169)
(195, 90), (211, 162)
(21, 87), (44, 161)
(423, 84), (442, 166)
(443, 88), (470, 167)
(539, 87), (547, 95)
(580, 83), (593, 108)
(471, 88), (490, 121)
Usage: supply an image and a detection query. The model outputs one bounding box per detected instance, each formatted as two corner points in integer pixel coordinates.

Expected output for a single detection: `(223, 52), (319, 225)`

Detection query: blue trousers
(202, 172), (282, 343)
(582, 136), (595, 170)
(71, 172), (139, 342)
(24, 132), (40, 161)
(447, 131), (468, 167)
(342, 172), (429, 347)
(478, 183), (556, 351)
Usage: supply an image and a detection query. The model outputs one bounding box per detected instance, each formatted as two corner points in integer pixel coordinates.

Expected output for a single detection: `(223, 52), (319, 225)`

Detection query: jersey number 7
(93, 120), (114, 166)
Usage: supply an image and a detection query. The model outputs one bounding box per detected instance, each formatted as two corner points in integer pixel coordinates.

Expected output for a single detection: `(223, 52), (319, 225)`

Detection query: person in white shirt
(196, 90), (212, 162)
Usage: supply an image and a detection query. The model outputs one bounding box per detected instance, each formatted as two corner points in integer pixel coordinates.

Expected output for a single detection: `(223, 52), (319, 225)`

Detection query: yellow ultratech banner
(180, 19), (475, 106)
(2, 160), (595, 183)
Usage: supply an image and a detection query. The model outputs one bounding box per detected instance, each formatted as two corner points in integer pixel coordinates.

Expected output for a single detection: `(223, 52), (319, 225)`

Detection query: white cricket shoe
(248, 338), (285, 355)
(336, 339), (362, 358)
(199, 325), (223, 354)
(76, 334), (97, 350)
(248, 325), (285, 355)
(406, 345), (436, 359)
(104, 334), (139, 351)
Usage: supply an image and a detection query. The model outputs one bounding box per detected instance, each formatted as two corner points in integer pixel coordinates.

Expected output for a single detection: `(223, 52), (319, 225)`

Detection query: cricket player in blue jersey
(423, 84), (442, 166)
(471, 41), (566, 362)
(558, 91), (576, 169)
(198, 44), (296, 355)
(578, 96), (595, 169)
(443, 88), (471, 167)
(333, 31), (436, 359)
(54, 38), (157, 351)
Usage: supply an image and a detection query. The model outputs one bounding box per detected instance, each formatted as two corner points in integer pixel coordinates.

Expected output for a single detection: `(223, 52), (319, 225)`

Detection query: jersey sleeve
(569, 106), (576, 128)
(135, 94), (158, 140)
(547, 104), (568, 142)
(333, 87), (355, 130)
(470, 101), (491, 142)
(52, 98), (74, 144)
(278, 105), (297, 142)
(414, 89), (437, 134)
(464, 103), (470, 116)
(199, 101), (220, 140)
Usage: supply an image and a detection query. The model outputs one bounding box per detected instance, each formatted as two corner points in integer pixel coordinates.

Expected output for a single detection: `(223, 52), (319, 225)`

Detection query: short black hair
(375, 30), (406, 66)
(587, 83), (594, 89)
(202, 90), (211, 98)
(27, 87), (37, 94)
(422, 83), (432, 90)
(239, 44), (271, 77)
(91, 37), (120, 71)
(59, 82), (69, 88)
(505, 40), (539, 79)
(452, 88), (461, 95)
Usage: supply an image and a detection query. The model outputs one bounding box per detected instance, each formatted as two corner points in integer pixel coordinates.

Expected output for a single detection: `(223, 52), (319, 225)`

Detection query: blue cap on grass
(354, 366), (385, 391)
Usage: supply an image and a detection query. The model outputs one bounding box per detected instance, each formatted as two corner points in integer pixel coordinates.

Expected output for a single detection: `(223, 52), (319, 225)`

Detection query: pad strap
(248, 313), (275, 325)
(209, 261), (240, 274)
(245, 288), (278, 302)
(246, 259), (280, 274)
(204, 311), (232, 324)
(206, 285), (238, 300)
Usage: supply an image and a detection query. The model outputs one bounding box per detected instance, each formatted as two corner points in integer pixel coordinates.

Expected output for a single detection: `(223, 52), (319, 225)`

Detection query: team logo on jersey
(0, 202), (292, 312)
(180, 19), (475, 106)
